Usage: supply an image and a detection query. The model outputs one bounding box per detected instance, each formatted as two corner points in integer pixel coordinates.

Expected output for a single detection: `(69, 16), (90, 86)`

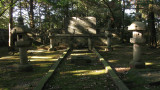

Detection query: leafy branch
(0, 0), (18, 17)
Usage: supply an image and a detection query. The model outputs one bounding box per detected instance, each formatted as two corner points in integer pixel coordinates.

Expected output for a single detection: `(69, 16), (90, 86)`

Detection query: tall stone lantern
(48, 26), (55, 51)
(11, 16), (32, 71)
(48, 26), (59, 51)
(128, 20), (146, 68)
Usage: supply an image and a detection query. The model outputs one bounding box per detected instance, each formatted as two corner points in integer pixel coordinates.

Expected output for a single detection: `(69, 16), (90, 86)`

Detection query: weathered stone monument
(11, 16), (32, 71)
(128, 13), (146, 68)
(68, 17), (96, 50)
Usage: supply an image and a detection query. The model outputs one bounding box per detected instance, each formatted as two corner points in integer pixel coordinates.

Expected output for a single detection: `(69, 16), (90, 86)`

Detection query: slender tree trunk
(64, 4), (69, 34)
(29, 0), (34, 29)
(9, 0), (13, 47)
(148, 11), (157, 48)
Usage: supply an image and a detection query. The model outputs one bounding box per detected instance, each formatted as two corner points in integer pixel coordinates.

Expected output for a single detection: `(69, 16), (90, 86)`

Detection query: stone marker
(11, 16), (32, 71)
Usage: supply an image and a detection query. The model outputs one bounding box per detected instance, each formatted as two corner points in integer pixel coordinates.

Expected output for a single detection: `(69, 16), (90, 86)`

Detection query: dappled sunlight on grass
(99, 50), (107, 52)
(28, 50), (62, 62)
(74, 69), (107, 76)
(0, 56), (19, 60)
(28, 50), (48, 53)
(73, 49), (88, 52)
(29, 58), (58, 62)
(105, 66), (112, 72)
(71, 53), (95, 56)
(33, 63), (53, 67)
(115, 67), (130, 73)
(108, 60), (118, 63)
(60, 69), (107, 76)
(100, 58), (104, 61)
(29, 56), (54, 59)
(145, 62), (154, 66)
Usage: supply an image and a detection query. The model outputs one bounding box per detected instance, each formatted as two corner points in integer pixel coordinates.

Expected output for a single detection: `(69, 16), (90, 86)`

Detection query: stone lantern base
(129, 61), (145, 68)
(105, 47), (113, 51)
(48, 48), (57, 51)
(17, 64), (33, 72)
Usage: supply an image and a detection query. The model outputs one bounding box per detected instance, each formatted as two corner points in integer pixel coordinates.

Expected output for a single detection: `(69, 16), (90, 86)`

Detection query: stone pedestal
(49, 38), (56, 51)
(18, 47), (33, 71)
(19, 48), (28, 64)
(48, 32), (56, 51)
(129, 43), (145, 68)
(129, 32), (145, 68)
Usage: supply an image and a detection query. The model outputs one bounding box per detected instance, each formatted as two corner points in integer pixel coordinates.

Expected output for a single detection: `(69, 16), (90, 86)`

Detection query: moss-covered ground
(44, 49), (118, 90)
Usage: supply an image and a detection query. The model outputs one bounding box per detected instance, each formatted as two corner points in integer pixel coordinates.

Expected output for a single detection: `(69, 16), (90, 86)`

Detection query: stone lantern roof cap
(128, 21), (146, 31)
(11, 16), (31, 34)
(11, 25), (30, 34)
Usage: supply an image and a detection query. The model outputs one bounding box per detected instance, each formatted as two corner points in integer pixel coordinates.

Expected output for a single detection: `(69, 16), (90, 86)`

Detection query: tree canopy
(0, 0), (160, 46)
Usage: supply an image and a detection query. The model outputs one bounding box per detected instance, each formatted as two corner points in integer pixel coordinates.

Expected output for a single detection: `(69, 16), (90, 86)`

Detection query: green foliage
(0, 14), (9, 29)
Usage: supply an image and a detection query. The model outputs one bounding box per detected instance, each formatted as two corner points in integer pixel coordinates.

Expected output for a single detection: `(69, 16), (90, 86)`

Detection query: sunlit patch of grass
(32, 63), (53, 67)
(29, 59), (58, 62)
(115, 67), (130, 73)
(145, 62), (154, 66)
(74, 69), (107, 76)
(29, 56), (54, 59)
(73, 49), (88, 52)
(108, 59), (118, 63)
(28, 50), (48, 53)
(60, 69), (107, 76)
(71, 53), (95, 56)
(0, 56), (19, 60)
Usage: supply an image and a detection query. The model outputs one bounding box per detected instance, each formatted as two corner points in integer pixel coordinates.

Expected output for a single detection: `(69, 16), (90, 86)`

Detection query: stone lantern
(48, 26), (59, 51)
(105, 30), (113, 51)
(128, 21), (146, 68)
(11, 16), (32, 71)
(48, 27), (55, 51)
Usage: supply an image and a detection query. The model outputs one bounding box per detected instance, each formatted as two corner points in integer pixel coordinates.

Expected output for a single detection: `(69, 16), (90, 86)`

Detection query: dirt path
(44, 49), (118, 90)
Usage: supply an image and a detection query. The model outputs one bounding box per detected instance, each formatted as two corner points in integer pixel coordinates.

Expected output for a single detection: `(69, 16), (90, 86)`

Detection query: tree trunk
(148, 11), (157, 48)
(29, 0), (34, 29)
(64, 4), (69, 34)
(9, 0), (13, 47)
